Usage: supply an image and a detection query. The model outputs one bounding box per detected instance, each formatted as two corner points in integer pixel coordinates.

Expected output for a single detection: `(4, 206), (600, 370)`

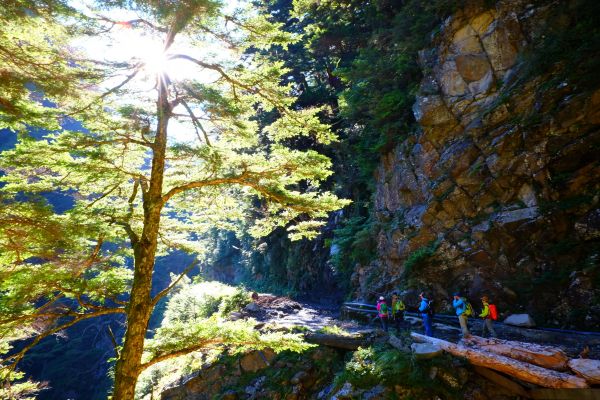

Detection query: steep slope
(357, 0), (600, 329)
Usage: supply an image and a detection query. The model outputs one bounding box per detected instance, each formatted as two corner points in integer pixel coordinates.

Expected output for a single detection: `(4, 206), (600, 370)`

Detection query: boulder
(494, 208), (539, 226)
(229, 312), (243, 321)
(290, 371), (308, 385)
(244, 302), (260, 312)
(411, 342), (443, 359)
(568, 358), (600, 384)
(503, 314), (536, 327)
(362, 385), (387, 399)
(330, 382), (354, 400)
(413, 95), (456, 127)
(239, 349), (276, 373)
(455, 54), (491, 82)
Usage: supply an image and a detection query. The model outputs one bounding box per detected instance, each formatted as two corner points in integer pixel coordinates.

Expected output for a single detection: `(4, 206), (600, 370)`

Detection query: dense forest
(1, 0), (599, 399)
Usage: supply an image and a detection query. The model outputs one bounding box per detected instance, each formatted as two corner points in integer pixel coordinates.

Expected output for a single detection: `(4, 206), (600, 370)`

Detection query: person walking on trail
(376, 296), (389, 332)
(391, 292), (406, 330)
(452, 292), (471, 338)
(419, 292), (434, 337)
(479, 295), (497, 338)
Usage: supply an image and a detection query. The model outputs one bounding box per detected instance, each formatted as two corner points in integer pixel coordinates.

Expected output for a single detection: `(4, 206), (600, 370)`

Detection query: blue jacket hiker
(452, 293), (471, 337)
(419, 292), (433, 337)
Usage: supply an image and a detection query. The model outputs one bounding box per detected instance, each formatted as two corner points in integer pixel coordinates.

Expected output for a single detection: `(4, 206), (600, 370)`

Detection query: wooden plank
(465, 336), (569, 371)
(411, 332), (589, 389)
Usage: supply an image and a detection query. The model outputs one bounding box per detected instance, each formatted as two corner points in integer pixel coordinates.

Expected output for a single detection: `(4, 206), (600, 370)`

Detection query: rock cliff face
(357, 1), (600, 328)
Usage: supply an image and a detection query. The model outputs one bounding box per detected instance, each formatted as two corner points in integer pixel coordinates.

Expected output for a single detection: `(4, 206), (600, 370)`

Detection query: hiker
(376, 296), (389, 332)
(418, 292), (433, 337)
(479, 295), (497, 338)
(452, 292), (471, 338)
(391, 292), (406, 330)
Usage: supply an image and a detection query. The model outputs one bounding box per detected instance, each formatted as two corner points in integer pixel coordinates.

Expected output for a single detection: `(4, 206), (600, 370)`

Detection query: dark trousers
(482, 318), (497, 337)
(422, 313), (433, 337)
(392, 313), (405, 330)
(379, 316), (388, 331)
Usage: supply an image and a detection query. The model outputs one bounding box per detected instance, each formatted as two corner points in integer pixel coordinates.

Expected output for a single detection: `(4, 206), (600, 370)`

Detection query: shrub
(219, 286), (251, 316)
(404, 240), (440, 276)
(334, 344), (461, 398)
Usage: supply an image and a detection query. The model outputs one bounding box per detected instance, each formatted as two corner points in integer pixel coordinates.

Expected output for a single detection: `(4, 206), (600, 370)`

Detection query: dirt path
(243, 294), (599, 358)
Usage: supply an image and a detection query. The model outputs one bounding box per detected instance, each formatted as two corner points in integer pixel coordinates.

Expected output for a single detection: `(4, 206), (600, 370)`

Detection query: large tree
(0, 0), (347, 398)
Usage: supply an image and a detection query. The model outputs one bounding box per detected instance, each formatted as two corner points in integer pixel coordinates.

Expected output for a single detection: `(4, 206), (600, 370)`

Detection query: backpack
(379, 302), (388, 315)
(463, 299), (473, 317)
(489, 304), (498, 320)
(425, 300), (435, 317)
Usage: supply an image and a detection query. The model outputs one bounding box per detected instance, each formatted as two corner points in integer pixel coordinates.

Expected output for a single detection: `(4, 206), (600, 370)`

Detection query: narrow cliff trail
(241, 294), (363, 333)
(243, 294), (600, 360)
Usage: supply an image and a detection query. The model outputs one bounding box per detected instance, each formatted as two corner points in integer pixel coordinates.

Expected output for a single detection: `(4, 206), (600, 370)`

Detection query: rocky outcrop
(411, 342), (443, 359)
(160, 347), (346, 400)
(360, 0), (600, 329)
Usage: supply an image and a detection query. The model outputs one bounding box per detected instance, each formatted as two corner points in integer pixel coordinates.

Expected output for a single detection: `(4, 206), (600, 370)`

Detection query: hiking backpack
(488, 304), (498, 320)
(426, 300), (435, 317)
(463, 299), (473, 317)
(379, 302), (388, 315)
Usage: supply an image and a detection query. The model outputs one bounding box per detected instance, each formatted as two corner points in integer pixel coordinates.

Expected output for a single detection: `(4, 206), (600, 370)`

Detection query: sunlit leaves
(0, 2), (102, 132)
(0, 0), (348, 392)
(141, 280), (313, 370)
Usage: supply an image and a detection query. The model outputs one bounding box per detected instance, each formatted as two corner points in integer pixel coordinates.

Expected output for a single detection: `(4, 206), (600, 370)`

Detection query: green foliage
(521, 0), (600, 90)
(0, 341), (46, 400)
(0, 1), (101, 132)
(334, 344), (460, 397)
(0, 373), (44, 400)
(316, 324), (351, 336)
(295, 0), (463, 176)
(330, 216), (378, 282)
(1, 0), (351, 394)
(136, 280), (315, 398)
(154, 280), (313, 358)
(162, 281), (249, 324)
(219, 286), (251, 316)
(404, 240), (440, 277)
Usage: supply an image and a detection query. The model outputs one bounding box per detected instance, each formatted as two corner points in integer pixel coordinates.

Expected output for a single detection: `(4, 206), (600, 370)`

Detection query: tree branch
(170, 54), (304, 125)
(1, 308), (125, 370)
(86, 181), (123, 208)
(107, 325), (120, 359)
(180, 99), (211, 146)
(67, 67), (141, 116)
(139, 339), (223, 372)
(151, 258), (200, 307)
(161, 172), (250, 205)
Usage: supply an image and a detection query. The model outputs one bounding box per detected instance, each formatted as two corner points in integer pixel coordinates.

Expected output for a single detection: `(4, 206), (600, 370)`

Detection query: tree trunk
(111, 200), (164, 399)
(112, 78), (171, 400)
(464, 335), (569, 371)
(411, 332), (589, 389)
(111, 254), (154, 400)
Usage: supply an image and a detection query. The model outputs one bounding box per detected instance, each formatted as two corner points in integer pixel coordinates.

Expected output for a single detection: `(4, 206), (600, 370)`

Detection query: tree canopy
(0, 0), (348, 398)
